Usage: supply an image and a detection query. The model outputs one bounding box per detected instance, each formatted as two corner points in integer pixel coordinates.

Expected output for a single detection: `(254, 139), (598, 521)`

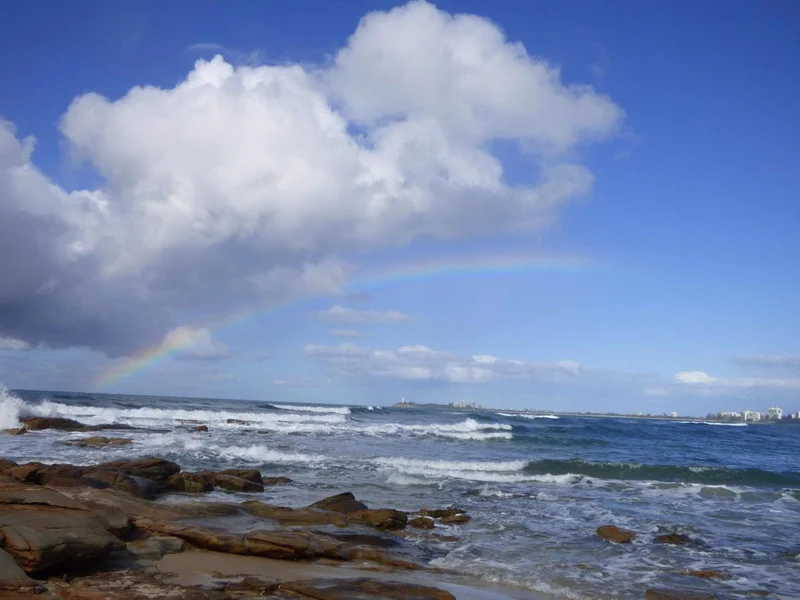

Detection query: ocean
(2, 388), (799, 599)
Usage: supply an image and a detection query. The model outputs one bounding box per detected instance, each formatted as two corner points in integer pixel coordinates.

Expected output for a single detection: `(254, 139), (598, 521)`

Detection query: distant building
(767, 407), (783, 419)
(742, 410), (762, 421)
(670, 411), (678, 418)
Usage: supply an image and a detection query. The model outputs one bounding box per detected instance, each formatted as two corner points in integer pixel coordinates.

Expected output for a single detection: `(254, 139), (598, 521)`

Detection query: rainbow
(94, 252), (599, 390)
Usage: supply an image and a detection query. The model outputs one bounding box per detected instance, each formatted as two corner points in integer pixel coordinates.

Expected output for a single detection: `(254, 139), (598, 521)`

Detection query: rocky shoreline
(1, 417), (726, 599)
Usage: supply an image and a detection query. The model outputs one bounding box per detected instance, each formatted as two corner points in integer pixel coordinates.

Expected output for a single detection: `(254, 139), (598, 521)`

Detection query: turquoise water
(2, 388), (799, 599)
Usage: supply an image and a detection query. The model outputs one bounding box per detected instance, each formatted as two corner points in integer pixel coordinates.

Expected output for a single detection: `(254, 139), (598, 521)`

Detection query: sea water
(1, 388), (799, 599)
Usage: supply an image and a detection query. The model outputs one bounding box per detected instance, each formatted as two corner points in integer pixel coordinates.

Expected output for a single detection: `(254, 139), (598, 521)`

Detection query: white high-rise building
(767, 407), (783, 419)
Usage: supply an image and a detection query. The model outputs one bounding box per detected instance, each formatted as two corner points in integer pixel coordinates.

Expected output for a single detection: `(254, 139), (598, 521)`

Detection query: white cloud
(313, 305), (409, 324)
(330, 329), (372, 339)
(305, 342), (580, 383)
(674, 370), (717, 384)
(0, 1), (622, 357)
(674, 369), (800, 392)
(0, 337), (30, 351)
(162, 327), (231, 361)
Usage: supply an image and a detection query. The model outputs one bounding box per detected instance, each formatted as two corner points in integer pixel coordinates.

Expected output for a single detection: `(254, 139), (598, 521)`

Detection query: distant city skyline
(1, 1), (799, 415)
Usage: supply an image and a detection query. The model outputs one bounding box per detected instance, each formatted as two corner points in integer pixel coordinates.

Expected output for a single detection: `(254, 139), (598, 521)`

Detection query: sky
(0, 0), (798, 415)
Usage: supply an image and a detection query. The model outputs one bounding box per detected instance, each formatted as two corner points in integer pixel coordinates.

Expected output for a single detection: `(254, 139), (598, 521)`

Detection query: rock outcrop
(277, 577), (455, 600)
(644, 589), (716, 600)
(655, 533), (693, 545)
(167, 472), (214, 493)
(211, 473), (264, 493)
(63, 436), (132, 448)
(262, 476), (293, 486)
(597, 525), (636, 543)
(0, 487), (124, 572)
(310, 491), (369, 513)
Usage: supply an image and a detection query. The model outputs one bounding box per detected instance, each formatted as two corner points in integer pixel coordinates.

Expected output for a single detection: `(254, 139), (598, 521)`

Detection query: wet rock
(420, 507), (465, 519)
(0, 547), (38, 590)
(125, 535), (187, 560)
(408, 517), (435, 529)
(352, 509), (408, 530)
(218, 469), (262, 485)
(0, 492), (125, 572)
(278, 578), (455, 600)
(241, 501), (349, 527)
(63, 437), (132, 448)
(440, 514), (470, 525)
(224, 575), (279, 593)
(262, 476), (293, 486)
(644, 589), (715, 600)
(681, 570), (732, 580)
(20, 417), (87, 431)
(211, 474), (264, 493)
(47, 569), (223, 600)
(2, 428), (26, 436)
(193, 425), (209, 433)
(0, 460), (17, 474)
(92, 457), (180, 485)
(310, 492), (368, 513)
(167, 472), (214, 494)
(85, 471), (160, 499)
(44, 477), (111, 490)
(132, 518), (419, 569)
(597, 525), (636, 544)
(655, 533), (693, 545)
(226, 419), (249, 425)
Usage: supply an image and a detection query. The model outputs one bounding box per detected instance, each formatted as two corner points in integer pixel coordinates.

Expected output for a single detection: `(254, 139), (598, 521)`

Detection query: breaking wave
(270, 404), (351, 415)
(499, 413), (559, 420)
(376, 457), (529, 482)
(362, 418), (513, 441)
(217, 445), (328, 465)
(0, 386), (24, 429)
(522, 459), (800, 487)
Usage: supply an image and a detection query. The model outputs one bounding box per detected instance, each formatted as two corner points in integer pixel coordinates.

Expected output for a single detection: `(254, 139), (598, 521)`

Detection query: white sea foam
(363, 418), (512, 441)
(0, 386), (24, 429)
(678, 421), (748, 427)
(499, 413), (559, 420)
(22, 400), (347, 428)
(271, 404), (351, 415)
(376, 457), (531, 482)
(217, 445), (328, 465)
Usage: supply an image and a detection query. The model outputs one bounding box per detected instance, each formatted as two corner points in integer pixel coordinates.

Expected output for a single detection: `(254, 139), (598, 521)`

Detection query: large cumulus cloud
(0, 1), (622, 357)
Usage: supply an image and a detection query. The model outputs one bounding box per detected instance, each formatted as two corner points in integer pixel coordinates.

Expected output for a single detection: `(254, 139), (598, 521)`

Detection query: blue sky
(0, 0), (798, 415)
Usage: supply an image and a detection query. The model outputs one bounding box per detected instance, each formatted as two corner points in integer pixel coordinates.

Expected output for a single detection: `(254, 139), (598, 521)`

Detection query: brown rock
(125, 534), (187, 560)
(91, 457), (180, 484)
(408, 516), (435, 529)
(44, 477), (111, 490)
(682, 570), (732, 580)
(20, 416), (87, 431)
(2, 428), (26, 436)
(85, 471), (160, 499)
(0, 500), (125, 572)
(310, 492), (368, 513)
(47, 569), (221, 600)
(63, 437), (132, 448)
(226, 418), (249, 425)
(0, 460), (17, 475)
(655, 533), (693, 545)
(644, 589), (715, 600)
(0, 487), (90, 511)
(224, 575), (279, 593)
(440, 514), (471, 525)
(167, 472), (214, 493)
(419, 507), (466, 519)
(0, 547), (38, 590)
(211, 474), (264, 493)
(351, 509), (408, 530)
(241, 501), (349, 527)
(192, 425), (209, 432)
(597, 525), (636, 544)
(263, 476), (293, 486)
(278, 578), (455, 600)
(218, 468), (262, 484)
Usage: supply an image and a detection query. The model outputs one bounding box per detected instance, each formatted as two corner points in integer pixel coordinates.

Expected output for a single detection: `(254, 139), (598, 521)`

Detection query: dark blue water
(2, 388), (799, 599)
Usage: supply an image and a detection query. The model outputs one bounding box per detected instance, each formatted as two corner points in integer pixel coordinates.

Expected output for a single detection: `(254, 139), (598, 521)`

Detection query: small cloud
(644, 387), (668, 397)
(185, 42), (263, 66)
(344, 291), (374, 303)
(330, 329), (371, 339)
(0, 337), (30, 351)
(674, 370), (716, 384)
(273, 377), (328, 387)
(311, 305), (409, 324)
